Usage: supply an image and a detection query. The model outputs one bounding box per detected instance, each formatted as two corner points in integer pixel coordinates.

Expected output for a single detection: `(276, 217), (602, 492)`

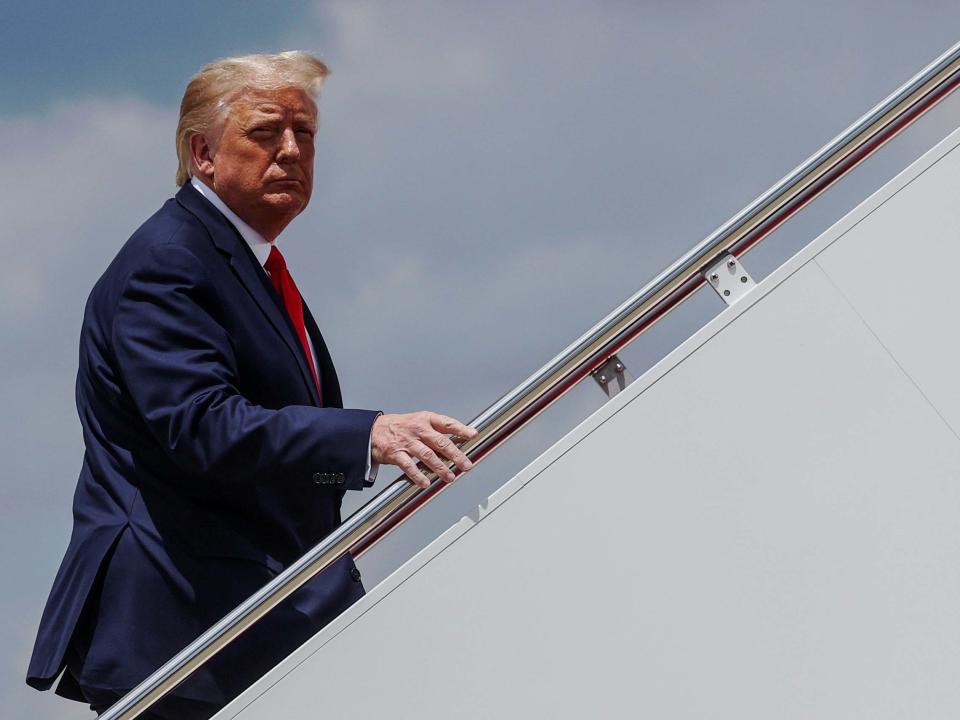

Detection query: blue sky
(1, 1), (319, 112)
(3, 2), (960, 718)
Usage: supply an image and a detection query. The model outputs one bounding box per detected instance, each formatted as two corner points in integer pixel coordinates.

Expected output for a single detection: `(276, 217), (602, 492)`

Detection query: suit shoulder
(86, 197), (218, 312)
(124, 198), (214, 259)
(111, 198), (218, 271)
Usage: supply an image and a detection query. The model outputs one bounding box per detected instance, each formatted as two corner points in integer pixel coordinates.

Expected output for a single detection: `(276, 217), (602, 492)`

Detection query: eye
(250, 126), (277, 138)
(295, 127), (315, 138)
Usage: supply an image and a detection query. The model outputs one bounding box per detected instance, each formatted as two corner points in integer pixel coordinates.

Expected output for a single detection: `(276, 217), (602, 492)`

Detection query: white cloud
(0, 98), (175, 328)
(314, 0), (497, 100)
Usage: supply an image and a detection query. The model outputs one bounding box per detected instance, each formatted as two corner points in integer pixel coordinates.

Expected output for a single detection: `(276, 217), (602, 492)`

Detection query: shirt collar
(190, 176), (275, 267)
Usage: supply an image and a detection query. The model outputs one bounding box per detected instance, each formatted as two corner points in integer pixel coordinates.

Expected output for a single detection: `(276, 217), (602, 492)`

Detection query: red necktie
(265, 246), (322, 401)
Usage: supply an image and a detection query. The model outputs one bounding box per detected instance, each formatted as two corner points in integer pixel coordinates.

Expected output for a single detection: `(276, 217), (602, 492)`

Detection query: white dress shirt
(191, 177), (378, 485)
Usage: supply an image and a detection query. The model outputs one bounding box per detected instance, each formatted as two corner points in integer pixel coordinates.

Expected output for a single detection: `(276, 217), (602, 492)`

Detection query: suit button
(350, 567), (362, 583)
(335, 473), (345, 486)
(313, 472), (323, 485)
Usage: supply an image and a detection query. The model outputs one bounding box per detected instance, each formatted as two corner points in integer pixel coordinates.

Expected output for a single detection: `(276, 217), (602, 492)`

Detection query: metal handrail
(103, 40), (960, 719)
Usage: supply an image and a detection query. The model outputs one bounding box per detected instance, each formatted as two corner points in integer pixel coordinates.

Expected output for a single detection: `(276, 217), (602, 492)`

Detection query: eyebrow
(246, 109), (317, 124)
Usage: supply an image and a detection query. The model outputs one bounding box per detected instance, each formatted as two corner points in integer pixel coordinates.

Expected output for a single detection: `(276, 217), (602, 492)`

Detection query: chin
(263, 192), (308, 214)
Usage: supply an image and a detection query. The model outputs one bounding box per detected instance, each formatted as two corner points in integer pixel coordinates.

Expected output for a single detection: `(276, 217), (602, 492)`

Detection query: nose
(276, 128), (301, 163)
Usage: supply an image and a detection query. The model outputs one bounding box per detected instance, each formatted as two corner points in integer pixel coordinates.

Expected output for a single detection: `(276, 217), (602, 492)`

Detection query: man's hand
(371, 411), (478, 488)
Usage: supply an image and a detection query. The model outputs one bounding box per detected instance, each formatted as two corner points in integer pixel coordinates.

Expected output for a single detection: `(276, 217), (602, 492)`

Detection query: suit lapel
(175, 182), (323, 407)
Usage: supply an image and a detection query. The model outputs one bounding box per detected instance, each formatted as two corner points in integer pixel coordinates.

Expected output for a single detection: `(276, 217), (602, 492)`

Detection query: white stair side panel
(217, 259), (960, 719)
(815, 139), (960, 436)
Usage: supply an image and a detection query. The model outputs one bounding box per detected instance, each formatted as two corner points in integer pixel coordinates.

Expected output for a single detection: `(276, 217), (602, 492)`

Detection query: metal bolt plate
(702, 252), (756, 306)
(590, 354), (633, 398)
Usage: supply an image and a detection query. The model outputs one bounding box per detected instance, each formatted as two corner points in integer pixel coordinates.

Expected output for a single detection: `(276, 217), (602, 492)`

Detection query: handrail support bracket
(591, 355), (633, 398)
(703, 252), (757, 306)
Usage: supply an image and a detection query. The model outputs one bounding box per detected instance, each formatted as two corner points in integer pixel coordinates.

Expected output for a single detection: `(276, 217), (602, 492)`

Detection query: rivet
(723, 289), (731, 297)
(740, 276), (748, 283)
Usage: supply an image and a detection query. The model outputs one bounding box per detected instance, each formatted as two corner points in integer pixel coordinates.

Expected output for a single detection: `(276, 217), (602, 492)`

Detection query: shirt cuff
(364, 412), (382, 488)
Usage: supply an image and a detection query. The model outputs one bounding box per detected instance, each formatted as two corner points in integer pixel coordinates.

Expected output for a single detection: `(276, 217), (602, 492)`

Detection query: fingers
(422, 430), (473, 474)
(407, 439), (457, 483)
(429, 413), (478, 442)
(392, 450), (431, 489)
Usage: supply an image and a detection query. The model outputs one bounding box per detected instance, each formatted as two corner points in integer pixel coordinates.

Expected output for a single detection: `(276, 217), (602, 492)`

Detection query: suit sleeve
(111, 242), (379, 490)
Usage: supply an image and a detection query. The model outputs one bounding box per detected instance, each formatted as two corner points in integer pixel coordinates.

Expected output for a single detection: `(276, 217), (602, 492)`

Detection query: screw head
(599, 374), (607, 383)
(710, 273), (719, 282)
(727, 258), (736, 268)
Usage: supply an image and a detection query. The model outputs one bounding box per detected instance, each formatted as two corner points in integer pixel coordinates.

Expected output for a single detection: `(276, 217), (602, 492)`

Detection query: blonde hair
(174, 51), (330, 186)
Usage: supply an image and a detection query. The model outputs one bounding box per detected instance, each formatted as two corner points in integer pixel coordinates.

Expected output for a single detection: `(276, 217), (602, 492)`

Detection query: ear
(189, 132), (215, 181)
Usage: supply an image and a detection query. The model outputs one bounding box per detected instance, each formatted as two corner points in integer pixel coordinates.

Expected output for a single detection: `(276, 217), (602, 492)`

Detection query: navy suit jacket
(26, 182), (379, 707)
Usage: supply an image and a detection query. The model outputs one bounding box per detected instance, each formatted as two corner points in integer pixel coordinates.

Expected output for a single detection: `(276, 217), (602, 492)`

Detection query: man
(25, 51), (476, 719)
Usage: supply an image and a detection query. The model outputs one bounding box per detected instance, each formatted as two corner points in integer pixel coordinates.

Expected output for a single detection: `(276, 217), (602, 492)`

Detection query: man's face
(206, 86), (317, 236)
